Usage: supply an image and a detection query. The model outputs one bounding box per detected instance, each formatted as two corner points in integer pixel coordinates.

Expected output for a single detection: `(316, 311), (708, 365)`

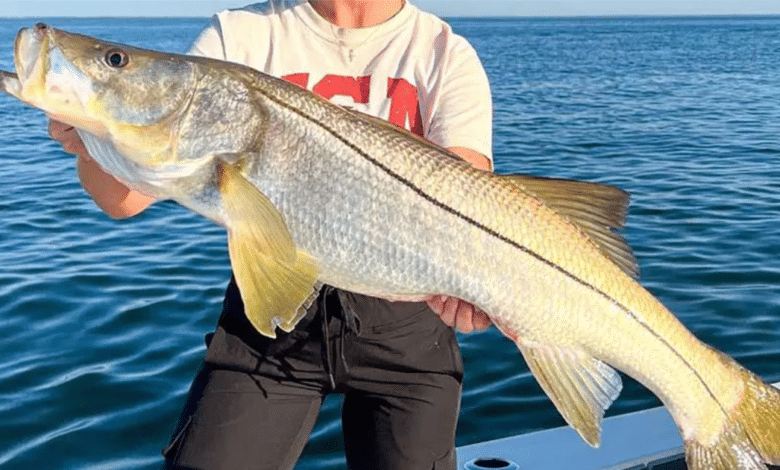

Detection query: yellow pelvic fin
(505, 174), (638, 278)
(219, 162), (319, 338)
(519, 342), (622, 447)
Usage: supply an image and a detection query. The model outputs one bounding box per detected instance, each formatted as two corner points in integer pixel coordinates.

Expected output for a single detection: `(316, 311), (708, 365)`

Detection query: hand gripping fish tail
(2, 24), (780, 470)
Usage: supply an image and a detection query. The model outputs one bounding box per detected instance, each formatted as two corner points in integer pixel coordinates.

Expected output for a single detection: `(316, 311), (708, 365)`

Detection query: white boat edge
(456, 381), (780, 470)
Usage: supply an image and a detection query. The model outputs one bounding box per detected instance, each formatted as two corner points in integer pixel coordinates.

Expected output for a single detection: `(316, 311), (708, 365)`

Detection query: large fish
(2, 24), (779, 469)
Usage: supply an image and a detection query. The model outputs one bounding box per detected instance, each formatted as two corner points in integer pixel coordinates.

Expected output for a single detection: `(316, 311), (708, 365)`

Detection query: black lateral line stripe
(259, 88), (609, 296)
(254, 86), (727, 414)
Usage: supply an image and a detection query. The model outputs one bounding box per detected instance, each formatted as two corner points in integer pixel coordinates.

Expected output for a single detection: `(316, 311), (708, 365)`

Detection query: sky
(0, 0), (779, 18)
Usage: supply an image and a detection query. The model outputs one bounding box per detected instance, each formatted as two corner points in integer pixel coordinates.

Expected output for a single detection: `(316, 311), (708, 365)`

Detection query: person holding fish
(49, 0), (493, 468)
(4, 0), (778, 466)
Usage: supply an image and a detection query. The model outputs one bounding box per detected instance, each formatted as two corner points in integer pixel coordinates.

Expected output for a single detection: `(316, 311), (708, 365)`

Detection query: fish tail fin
(685, 361), (780, 470)
(729, 369), (780, 465)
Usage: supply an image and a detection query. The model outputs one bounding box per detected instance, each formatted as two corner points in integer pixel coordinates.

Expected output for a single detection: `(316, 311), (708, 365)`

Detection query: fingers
(425, 295), (445, 315)
(435, 295), (457, 328)
(48, 118), (89, 157)
(427, 295), (492, 333)
(48, 118), (72, 139)
(454, 300), (475, 333)
(472, 309), (492, 331)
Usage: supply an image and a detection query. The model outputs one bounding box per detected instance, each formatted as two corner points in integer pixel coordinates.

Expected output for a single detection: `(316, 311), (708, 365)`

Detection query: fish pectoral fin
(519, 343), (622, 447)
(505, 174), (638, 279)
(219, 162), (319, 338)
(277, 281), (323, 333)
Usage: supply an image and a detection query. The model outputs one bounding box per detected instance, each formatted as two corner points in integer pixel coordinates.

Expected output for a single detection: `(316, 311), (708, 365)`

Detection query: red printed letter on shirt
(282, 73), (310, 89)
(387, 78), (423, 137)
(312, 75), (370, 103)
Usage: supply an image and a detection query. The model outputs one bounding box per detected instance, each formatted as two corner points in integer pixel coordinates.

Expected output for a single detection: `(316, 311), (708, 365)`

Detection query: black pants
(162, 280), (464, 470)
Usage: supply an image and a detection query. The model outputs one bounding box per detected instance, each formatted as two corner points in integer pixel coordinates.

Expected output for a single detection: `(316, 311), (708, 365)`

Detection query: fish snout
(33, 23), (49, 39)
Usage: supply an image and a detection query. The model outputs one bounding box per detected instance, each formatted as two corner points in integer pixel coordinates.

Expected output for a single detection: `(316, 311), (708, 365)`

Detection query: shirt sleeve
(426, 39), (493, 162)
(187, 17), (227, 59)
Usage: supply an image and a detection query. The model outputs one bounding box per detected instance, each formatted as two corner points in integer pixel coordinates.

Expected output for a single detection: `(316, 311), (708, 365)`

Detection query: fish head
(12, 23), (197, 167)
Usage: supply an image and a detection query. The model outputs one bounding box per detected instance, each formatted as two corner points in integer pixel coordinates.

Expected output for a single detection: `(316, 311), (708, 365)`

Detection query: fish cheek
(93, 60), (193, 128)
(175, 81), (269, 165)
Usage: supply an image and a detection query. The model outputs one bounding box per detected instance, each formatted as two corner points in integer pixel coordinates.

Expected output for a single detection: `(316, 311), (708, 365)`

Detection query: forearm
(447, 146), (492, 172)
(49, 118), (155, 219)
(76, 154), (155, 219)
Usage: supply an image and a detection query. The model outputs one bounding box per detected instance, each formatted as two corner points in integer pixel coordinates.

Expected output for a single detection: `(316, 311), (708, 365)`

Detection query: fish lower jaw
(0, 72), (22, 99)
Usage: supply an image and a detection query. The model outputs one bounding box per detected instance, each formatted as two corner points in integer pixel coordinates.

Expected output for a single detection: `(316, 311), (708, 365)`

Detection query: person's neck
(309, 0), (405, 28)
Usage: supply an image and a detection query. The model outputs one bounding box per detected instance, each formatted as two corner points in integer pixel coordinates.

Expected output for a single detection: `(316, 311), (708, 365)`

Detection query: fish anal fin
(504, 174), (638, 279)
(519, 342), (622, 447)
(219, 162), (319, 338)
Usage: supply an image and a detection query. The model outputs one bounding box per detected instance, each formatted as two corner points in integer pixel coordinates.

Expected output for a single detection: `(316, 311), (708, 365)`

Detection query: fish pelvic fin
(684, 352), (780, 470)
(519, 343), (622, 447)
(505, 174), (638, 279)
(219, 162), (319, 338)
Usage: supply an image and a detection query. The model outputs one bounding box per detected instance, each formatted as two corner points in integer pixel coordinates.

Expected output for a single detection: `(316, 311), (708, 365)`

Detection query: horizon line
(1, 12), (779, 19)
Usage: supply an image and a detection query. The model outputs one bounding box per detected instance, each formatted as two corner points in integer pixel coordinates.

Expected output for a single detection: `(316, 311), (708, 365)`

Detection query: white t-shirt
(189, 0), (492, 161)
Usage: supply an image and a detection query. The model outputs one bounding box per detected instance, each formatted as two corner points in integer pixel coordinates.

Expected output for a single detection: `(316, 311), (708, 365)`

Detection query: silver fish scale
(237, 83), (563, 329)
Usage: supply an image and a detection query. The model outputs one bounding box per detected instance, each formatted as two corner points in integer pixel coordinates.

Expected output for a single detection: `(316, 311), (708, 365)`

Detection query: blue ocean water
(1, 14), (780, 469)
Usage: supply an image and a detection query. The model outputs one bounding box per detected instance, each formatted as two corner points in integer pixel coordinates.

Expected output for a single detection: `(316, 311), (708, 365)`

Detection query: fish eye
(105, 48), (129, 68)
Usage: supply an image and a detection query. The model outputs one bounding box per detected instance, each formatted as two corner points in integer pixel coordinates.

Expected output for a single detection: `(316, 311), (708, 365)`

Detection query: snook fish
(2, 24), (778, 469)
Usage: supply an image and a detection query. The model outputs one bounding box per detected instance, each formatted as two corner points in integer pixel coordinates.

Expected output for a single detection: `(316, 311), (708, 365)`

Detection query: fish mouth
(0, 25), (45, 101)
(13, 24), (48, 95)
(10, 24), (102, 133)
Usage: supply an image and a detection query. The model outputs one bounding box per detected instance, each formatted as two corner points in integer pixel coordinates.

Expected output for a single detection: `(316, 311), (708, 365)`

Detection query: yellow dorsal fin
(506, 174), (638, 278)
(519, 342), (623, 447)
(219, 162), (319, 338)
